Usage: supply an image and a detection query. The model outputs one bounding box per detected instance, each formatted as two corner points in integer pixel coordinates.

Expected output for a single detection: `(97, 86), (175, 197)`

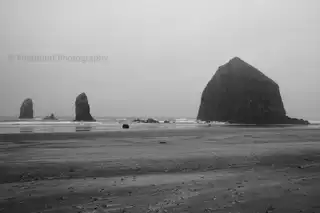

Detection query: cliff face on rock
(197, 57), (309, 125)
(19, 98), (34, 119)
(74, 93), (95, 121)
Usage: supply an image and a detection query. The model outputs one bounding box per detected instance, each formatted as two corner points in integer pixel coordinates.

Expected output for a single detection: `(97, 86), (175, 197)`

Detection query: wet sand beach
(1, 126), (320, 213)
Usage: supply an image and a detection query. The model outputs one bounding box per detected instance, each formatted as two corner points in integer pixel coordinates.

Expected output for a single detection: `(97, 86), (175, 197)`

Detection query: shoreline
(0, 124), (318, 142)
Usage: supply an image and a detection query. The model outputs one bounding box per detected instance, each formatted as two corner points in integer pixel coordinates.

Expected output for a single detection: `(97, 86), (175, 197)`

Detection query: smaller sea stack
(74, 93), (95, 121)
(19, 98), (34, 119)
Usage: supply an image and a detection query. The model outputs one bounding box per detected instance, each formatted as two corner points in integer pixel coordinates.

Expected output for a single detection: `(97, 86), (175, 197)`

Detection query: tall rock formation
(197, 57), (309, 125)
(74, 93), (95, 121)
(19, 98), (34, 119)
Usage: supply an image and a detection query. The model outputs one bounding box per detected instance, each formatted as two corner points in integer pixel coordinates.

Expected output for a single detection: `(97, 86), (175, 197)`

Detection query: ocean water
(0, 116), (203, 134)
(0, 116), (319, 134)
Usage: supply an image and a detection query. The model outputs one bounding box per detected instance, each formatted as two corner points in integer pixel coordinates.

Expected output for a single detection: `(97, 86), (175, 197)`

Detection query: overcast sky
(0, 0), (319, 119)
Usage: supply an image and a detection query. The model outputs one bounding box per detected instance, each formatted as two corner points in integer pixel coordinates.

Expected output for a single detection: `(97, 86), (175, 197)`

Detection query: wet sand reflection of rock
(75, 126), (92, 132)
(40, 127), (55, 133)
(20, 127), (34, 133)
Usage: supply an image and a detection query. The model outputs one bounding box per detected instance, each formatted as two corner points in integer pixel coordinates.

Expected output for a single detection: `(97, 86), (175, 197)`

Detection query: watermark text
(8, 54), (108, 63)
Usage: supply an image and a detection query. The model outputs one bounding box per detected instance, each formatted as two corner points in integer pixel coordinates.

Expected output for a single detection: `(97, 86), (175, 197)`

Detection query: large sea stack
(19, 98), (34, 119)
(74, 93), (95, 121)
(197, 57), (309, 125)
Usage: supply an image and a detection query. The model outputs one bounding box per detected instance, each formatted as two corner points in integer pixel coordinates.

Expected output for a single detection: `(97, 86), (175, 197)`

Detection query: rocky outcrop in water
(43, 113), (58, 120)
(146, 118), (160, 123)
(74, 93), (95, 121)
(132, 118), (160, 123)
(19, 98), (34, 119)
(197, 57), (309, 125)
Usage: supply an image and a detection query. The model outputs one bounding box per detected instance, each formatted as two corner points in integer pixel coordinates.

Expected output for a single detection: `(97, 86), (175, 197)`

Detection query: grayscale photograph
(0, 0), (319, 212)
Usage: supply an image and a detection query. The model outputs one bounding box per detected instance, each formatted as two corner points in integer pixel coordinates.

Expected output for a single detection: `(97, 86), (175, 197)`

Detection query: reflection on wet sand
(75, 126), (92, 132)
(20, 126), (34, 133)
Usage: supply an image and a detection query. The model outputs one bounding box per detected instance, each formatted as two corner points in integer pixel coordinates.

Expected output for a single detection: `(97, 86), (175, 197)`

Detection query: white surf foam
(0, 121), (103, 126)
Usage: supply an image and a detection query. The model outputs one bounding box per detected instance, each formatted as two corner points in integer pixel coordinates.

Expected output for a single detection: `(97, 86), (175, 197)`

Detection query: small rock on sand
(122, 124), (130, 129)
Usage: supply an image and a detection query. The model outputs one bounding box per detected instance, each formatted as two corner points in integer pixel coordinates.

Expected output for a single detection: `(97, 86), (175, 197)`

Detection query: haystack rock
(197, 57), (309, 125)
(74, 93), (95, 121)
(19, 98), (34, 119)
